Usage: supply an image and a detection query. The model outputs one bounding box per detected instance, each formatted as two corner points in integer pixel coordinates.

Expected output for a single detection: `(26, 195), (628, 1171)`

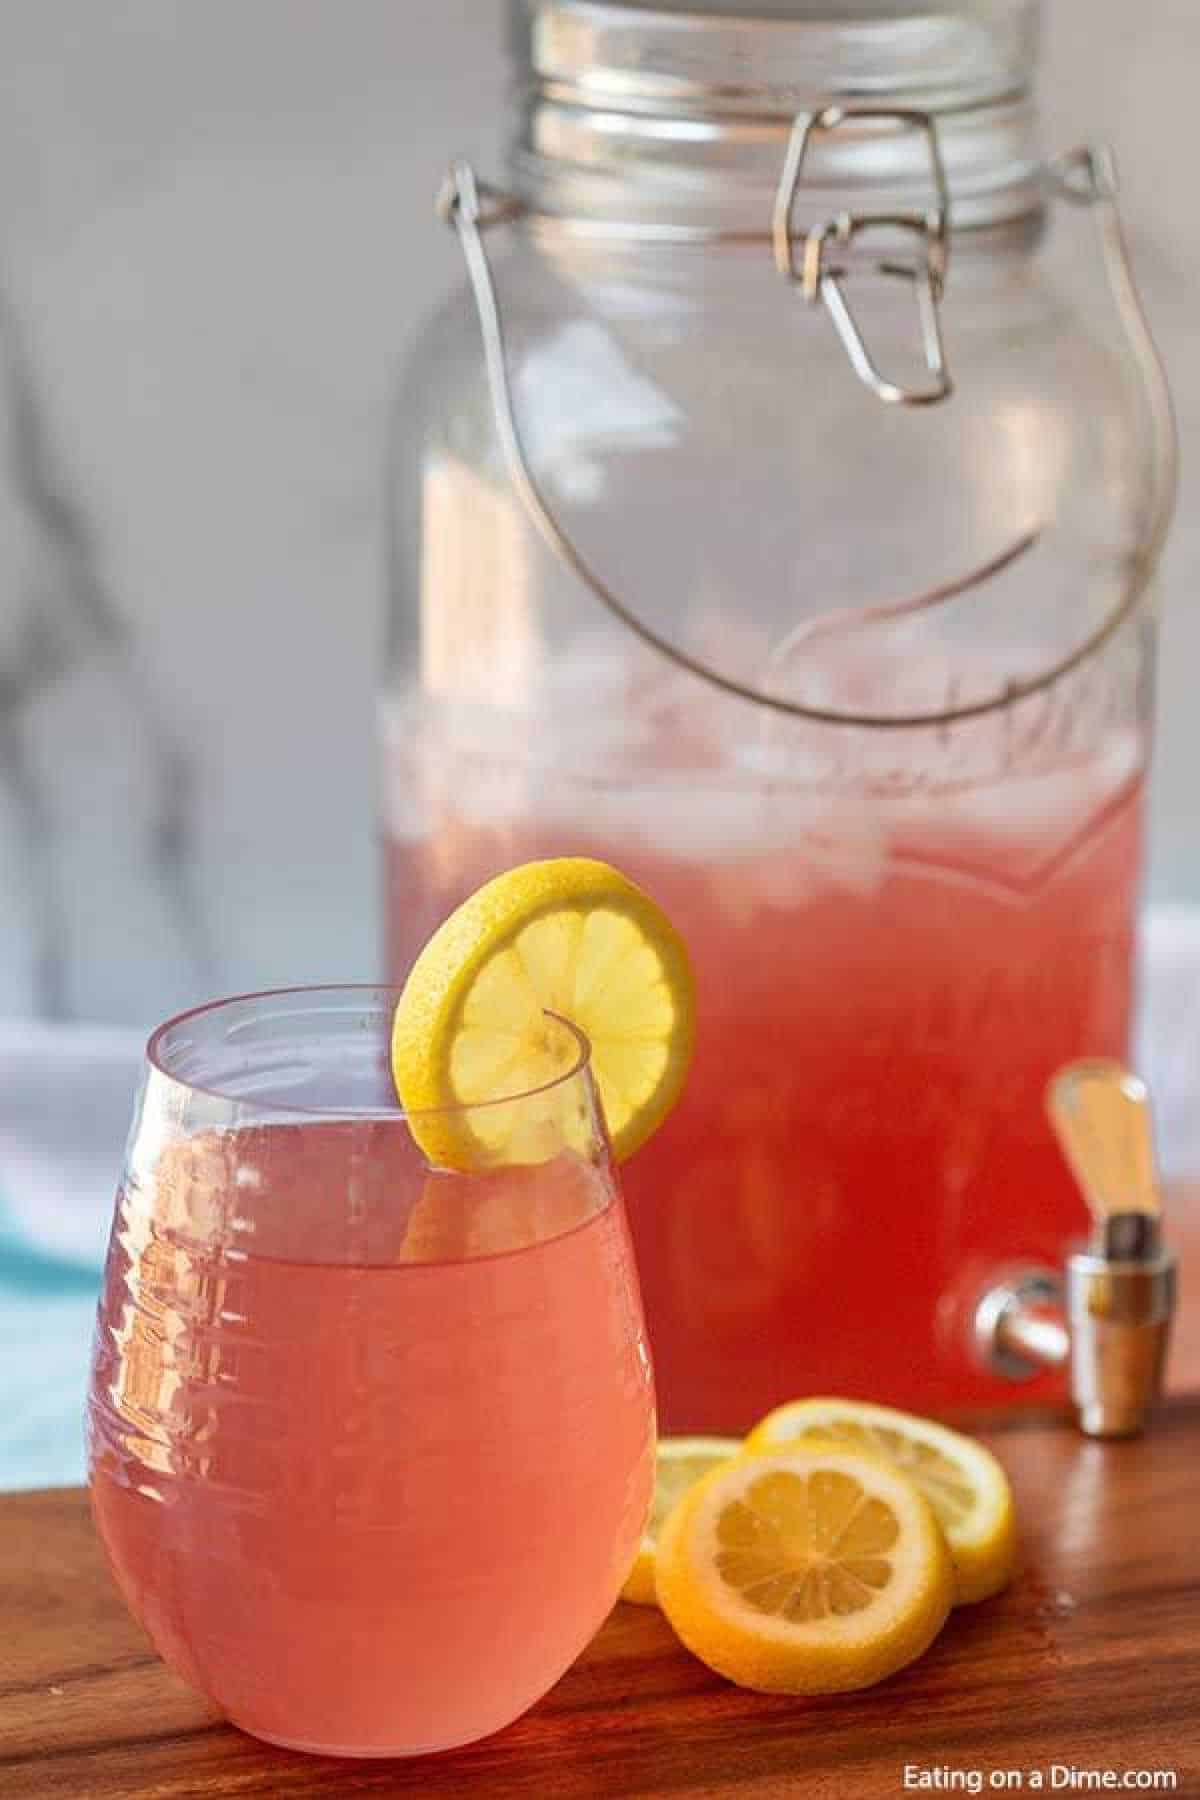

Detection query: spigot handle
(1046, 1060), (1160, 1244)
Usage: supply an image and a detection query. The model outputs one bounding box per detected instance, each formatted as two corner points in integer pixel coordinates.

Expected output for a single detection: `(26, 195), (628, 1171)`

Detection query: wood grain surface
(2, 1394), (1198, 1799)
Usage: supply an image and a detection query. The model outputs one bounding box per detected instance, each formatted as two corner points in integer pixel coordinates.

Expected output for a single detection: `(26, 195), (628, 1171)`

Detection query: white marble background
(0, 1), (1194, 1026)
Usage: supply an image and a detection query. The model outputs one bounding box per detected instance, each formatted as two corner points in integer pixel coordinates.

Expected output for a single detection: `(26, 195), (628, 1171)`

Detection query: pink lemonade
(87, 1124), (655, 1756)
(386, 744), (1142, 1431)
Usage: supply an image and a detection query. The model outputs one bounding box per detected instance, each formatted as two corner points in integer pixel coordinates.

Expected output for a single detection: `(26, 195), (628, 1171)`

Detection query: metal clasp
(773, 106), (953, 407)
(439, 137), (1173, 726)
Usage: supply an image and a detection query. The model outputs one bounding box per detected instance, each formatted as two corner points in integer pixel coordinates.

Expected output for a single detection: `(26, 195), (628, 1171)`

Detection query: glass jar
(382, 0), (1175, 1431)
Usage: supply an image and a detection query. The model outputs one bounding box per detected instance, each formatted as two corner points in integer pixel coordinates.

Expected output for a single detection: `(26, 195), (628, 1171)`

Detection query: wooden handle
(1046, 1058), (1160, 1224)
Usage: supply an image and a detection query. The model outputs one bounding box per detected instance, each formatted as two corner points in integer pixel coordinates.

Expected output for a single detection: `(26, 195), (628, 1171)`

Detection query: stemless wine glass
(86, 986), (655, 1758)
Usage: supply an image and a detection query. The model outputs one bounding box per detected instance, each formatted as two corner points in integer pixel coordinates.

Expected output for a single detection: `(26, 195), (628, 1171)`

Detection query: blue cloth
(0, 1224), (99, 1490)
(0, 1020), (140, 1490)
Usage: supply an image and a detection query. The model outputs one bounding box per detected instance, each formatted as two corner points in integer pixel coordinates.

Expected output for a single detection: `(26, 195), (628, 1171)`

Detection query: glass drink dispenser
(382, 0), (1175, 1431)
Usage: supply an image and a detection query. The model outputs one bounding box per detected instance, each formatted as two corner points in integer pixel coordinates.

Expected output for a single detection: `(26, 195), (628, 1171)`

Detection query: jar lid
(512, 2), (1044, 232)
(526, 1), (1039, 116)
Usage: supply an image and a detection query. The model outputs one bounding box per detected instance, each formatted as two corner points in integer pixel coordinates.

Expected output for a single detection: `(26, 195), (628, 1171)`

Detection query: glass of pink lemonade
(86, 986), (655, 1757)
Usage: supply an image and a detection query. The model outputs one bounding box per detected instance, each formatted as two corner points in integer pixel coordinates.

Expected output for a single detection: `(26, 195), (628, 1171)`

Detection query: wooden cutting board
(2, 1397), (1198, 1799)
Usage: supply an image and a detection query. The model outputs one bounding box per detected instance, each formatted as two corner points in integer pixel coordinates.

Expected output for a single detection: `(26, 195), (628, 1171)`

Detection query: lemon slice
(622, 1436), (742, 1606)
(655, 1445), (953, 1694)
(391, 858), (695, 1170)
(745, 1398), (1017, 1605)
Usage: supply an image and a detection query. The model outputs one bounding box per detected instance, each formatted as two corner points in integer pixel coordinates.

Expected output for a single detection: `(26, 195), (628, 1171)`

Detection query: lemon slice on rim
(622, 1436), (742, 1606)
(655, 1445), (954, 1694)
(745, 1398), (1017, 1605)
(390, 858), (695, 1170)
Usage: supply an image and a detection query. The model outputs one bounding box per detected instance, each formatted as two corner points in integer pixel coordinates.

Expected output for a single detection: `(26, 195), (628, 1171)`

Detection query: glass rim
(144, 983), (593, 1121)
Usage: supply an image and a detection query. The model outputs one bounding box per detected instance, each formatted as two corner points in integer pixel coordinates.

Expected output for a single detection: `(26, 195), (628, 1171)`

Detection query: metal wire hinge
(773, 106), (952, 407)
(1046, 143), (1119, 207)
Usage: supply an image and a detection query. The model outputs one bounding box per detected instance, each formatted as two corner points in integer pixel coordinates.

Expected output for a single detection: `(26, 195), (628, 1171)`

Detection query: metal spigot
(974, 1061), (1177, 1438)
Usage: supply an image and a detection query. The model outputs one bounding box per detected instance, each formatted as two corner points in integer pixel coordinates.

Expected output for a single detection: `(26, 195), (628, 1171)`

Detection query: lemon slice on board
(745, 1398), (1017, 1605)
(391, 858), (695, 1170)
(622, 1436), (743, 1606)
(655, 1445), (954, 1694)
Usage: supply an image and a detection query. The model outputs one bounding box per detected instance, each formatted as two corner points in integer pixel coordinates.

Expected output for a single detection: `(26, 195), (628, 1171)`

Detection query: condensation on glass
(382, 0), (1177, 1431)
